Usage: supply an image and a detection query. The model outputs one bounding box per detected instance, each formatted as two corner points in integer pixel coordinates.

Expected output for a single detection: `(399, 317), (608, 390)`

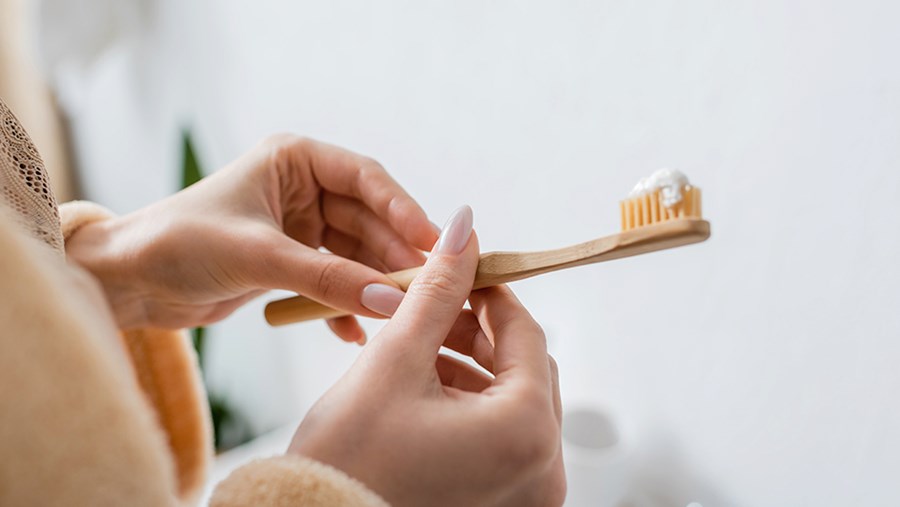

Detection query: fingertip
(327, 316), (367, 344)
(378, 206), (479, 358)
(412, 218), (441, 252)
(386, 244), (428, 271)
(433, 205), (473, 254)
(397, 199), (440, 251)
(361, 283), (405, 317)
(292, 247), (408, 319)
(469, 228), (481, 252)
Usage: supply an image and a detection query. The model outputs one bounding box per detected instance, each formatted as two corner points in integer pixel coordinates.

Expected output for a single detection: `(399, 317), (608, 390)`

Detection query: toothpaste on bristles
(620, 168), (702, 231)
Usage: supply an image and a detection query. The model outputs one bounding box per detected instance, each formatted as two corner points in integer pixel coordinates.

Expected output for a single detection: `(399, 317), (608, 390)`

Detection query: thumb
(380, 205), (478, 358)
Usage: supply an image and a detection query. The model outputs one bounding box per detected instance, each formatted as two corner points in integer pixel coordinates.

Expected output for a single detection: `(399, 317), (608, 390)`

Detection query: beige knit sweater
(0, 96), (388, 507)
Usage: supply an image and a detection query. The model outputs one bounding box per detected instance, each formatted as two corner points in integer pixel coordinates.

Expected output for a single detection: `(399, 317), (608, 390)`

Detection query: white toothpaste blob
(628, 168), (690, 208)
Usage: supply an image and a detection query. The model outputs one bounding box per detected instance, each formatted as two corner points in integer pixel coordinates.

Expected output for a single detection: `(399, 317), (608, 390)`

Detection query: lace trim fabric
(0, 96), (64, 253)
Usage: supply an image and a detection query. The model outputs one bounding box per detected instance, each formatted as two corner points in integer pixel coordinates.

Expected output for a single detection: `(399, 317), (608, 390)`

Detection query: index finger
(287, 138), (438, 251)
(468, 285), (550, 386)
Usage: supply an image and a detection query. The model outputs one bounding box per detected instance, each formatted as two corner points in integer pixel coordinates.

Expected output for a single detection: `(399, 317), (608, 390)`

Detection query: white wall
(38, 1), (900, 505)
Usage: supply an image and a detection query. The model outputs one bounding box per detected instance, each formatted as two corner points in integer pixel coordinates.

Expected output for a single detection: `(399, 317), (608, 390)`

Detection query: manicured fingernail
(433, 205), (473, 255)
(361, 283), (405, 316)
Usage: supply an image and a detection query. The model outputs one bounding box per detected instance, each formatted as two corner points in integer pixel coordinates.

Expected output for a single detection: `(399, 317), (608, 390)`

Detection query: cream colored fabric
(0, 204), (179, 507)
(58, 200), (213, 506)
(2, 96), (214, 504)
(0, 96), (63, 252)
(211, 455), (390, 507)
(0, 95), (214, 503)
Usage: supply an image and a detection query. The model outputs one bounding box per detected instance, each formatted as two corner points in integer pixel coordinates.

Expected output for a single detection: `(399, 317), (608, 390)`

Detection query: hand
(66, 135), (439, 340)
(288, 206), (566, 506)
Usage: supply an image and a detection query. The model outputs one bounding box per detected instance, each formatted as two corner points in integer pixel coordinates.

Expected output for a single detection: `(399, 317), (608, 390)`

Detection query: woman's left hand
(66, 135), (439, 343)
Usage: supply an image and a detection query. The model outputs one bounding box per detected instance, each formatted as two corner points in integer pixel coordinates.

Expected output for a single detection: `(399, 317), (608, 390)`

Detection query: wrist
(65, 217), (148, 329)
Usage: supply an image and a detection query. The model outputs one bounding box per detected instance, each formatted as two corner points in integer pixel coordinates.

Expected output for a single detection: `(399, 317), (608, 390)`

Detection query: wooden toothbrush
(264, 180), (709, 326)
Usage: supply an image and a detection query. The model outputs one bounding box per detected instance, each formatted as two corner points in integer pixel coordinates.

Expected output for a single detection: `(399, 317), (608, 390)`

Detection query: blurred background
(3, 0), (899, 505)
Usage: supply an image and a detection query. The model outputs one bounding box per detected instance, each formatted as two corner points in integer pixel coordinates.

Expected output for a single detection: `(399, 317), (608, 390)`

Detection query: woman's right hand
(287, 206), (565, 507)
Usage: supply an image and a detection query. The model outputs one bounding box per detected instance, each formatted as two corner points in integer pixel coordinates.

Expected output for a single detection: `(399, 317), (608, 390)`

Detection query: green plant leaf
(181, 130), (204, 188)
(190, 326), (206, 368)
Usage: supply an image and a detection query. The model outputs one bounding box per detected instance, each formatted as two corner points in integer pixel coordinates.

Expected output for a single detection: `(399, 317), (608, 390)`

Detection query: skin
(67, 135), (566, 505)
(289, 229), (565, 506)
(67, 134), (439, 343)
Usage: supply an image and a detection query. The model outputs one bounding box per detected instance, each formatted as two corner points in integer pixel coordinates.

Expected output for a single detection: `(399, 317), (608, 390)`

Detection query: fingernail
(361, 283), (405, 316)
(433, 205), (473, 255)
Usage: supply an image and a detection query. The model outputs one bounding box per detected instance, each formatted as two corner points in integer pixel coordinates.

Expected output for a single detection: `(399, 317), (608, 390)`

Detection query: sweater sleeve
(0, 205), (178, 506)
(210, 455), (390, 507)
(58, 200), (214, 506)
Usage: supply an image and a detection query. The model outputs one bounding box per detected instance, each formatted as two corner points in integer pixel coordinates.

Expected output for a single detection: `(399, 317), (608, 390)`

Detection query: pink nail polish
(361, 283), (405, 316)
(433, 205), (473, 255)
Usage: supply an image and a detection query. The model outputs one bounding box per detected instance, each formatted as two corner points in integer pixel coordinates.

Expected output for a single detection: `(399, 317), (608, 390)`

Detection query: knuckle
(548, 355), (559, 378)
(407, 267), (464, 306)
(499, 425), (559, 474)
(359, 155), (386, 174)
(493, 315), (544, 342)
(259, 134), (313, 163)
(260, 132), (301, 149)
(354, 159), (387, 196)
(385, 194), (404, 218)
(492, 399), (560, 471)
(314, 257), (343, 300)
(490, 314), (517, 339)
(359, 156), (394, 184)
(527, 322), (547, 344)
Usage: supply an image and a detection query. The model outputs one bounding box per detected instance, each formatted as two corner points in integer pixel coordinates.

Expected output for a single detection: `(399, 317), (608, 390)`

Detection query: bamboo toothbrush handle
(263, 259), (501, 325)
(264, 218), (710, 326)
(264, 266), (423, 323)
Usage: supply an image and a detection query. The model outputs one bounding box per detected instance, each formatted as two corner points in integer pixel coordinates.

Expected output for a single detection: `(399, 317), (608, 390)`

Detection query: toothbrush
(264, 170), (709, 326)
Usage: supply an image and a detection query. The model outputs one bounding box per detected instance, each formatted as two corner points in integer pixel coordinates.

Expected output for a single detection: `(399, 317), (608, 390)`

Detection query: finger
(436, 355), (493, 393)
(468, 285), (550, 386)
(321, 192), (426, 270)
(321, 227), (389, 273)
(261, 234), (400, 318)
(326, 316), (367, 345)
(380, 205), (477, 359)
(288, 138), (438, 250)
(442, 310), (494, 373)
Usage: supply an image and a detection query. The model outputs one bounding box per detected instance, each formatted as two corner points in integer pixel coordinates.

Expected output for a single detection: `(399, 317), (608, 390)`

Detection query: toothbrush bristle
(620, 186), (702, 231)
